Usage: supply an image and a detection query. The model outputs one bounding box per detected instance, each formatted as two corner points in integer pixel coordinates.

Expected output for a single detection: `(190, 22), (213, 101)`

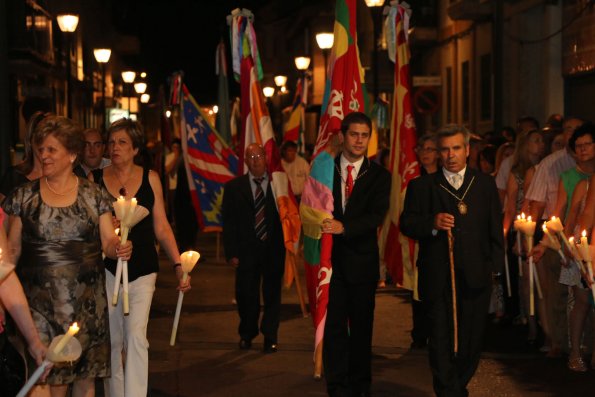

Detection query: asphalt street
(132, 233), (595, 397)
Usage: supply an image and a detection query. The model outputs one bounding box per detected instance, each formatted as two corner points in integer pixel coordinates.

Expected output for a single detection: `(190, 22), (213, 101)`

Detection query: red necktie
(345, 165), (354, 202)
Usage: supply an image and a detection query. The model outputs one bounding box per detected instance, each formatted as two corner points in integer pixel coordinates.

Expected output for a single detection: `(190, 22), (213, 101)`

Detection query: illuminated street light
(57, 14), (79, 118)
(93, 48), (111, 132)
(121, 71), (136, 83)
(316, 33), (334, 50)
(280, 86), (287, 93)
(140, 94), (150, 104)
(366, 0), (384, 99)
(316, 32), (334, 81)
(93, 48), (111, 63)
(140, 72), (147, 78)
(134, 82), (147, 94)
(262, 86), (275, 98)
(364, 0), (384, 7)
(294, 56), (311, 71)
(165, 110), (172, 118)
(57, 14), (79, 32)
(274, 75), (287, 87)
(213, 105), (219, 114)
(121, 71), (136, 115)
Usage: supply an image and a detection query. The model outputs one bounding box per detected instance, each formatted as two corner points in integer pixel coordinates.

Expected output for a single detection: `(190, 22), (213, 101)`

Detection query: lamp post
(57, 14), (79, 118)
(121, 71), (136, 117)
(365, 0), (384, 100)
(93, 48), (111, 132)
(316, 33), (334, 81)
(134, 82), (147, 120)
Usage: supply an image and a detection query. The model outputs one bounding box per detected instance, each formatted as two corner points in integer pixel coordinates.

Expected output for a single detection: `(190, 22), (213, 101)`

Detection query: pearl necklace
(45, 175), (79, 196)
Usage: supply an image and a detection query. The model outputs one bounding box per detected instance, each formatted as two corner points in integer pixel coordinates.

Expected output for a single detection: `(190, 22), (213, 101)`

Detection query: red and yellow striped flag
(378, 3), (420, 291)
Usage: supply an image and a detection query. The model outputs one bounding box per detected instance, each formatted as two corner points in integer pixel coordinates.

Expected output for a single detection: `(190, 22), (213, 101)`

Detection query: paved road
(140, 233), (595, 397)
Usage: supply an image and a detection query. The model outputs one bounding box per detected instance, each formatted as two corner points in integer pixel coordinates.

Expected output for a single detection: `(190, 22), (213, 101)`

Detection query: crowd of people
(0, 108), (594, 397)
(0, 114), (189, 397)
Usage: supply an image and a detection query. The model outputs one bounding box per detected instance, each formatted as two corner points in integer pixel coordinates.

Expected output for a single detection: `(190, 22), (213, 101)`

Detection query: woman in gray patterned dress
(2, 115), (132, 397)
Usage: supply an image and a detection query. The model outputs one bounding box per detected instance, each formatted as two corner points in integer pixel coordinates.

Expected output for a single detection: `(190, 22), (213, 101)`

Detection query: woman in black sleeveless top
(92, 119), (191, 397)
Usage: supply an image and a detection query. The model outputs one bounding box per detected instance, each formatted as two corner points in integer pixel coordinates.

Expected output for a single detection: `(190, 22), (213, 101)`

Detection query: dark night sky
(110, 0), (312, 105)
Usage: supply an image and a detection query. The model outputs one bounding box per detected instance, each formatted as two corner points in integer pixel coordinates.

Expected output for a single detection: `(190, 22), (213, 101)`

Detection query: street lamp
(121, 71), (136, 116)
(140, 94), (150, 104)
(316, 33), (334, 81)
(93, 48), (111, 132)
(294, 56), (311, 71)
(274, 75), (287, 88)
(263, 86), (275, 98)
(365, 0), (384, 99)
(134, 82), (147, 95)
(57, 14), (79, 118)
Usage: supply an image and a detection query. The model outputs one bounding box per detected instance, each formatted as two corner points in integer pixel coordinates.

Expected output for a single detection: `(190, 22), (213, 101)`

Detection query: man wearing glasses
(222, 143), (285, 354)
(75, 128), (110, 177)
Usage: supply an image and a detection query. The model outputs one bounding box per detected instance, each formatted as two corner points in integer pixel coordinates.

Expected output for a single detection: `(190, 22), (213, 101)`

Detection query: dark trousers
(235, 242), (283, 342)
(426, 273), (490, 397)
(323, 275), (377, 397)
(411, 291), (429, 345)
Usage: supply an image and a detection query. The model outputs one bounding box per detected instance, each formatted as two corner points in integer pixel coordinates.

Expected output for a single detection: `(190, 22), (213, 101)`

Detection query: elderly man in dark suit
(222, 143), (285, 353)
(400, 125), (504, 397)
(322, 112), (391, 397)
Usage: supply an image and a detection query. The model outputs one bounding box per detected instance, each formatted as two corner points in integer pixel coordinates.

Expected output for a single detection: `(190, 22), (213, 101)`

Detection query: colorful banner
(179, 84), (239, 232)
(283, 76), (307, 154)
(300, 0), (366, 370)
(378, 3), (420, 289)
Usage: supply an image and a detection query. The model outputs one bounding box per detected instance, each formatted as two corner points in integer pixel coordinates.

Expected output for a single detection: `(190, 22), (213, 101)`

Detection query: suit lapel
(240, 174), (255, 209)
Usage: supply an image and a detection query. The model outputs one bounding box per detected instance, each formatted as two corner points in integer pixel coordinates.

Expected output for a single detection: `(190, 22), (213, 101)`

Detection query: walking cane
(447, 230), (458, 356)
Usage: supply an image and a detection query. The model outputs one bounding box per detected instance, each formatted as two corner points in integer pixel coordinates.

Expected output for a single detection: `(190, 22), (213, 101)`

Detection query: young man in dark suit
(400, 126), (504, 397)
(222, 143), (285, 353)
(322, 112), (391, 397)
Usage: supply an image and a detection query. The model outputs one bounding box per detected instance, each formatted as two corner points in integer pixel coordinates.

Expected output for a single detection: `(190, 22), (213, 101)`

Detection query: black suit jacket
(331, 156), (391, 284)
(222, 174), (285, 268)
(400, 168), (504, 301)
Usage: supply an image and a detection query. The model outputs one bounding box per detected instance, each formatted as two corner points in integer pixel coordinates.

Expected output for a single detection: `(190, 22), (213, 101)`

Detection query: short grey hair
(436, 124), (471, 145)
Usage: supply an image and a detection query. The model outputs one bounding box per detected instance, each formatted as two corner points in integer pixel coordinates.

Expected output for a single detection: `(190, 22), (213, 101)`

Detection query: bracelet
(173, 263), (181, 269)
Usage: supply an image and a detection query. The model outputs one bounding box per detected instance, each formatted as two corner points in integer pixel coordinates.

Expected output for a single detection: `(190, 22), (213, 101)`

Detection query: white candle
(52, 322), (80, 355)
(170, 250), (200, 346)
(546, 216), (564, 233)
(122, 259), (129, 315)
(180, 250), (200, 274)
(579, 230), (592, 262)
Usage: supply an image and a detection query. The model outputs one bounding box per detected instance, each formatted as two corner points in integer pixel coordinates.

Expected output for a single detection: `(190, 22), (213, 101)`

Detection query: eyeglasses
(575, 141), (594, 151)
(247, 154), (264, 160)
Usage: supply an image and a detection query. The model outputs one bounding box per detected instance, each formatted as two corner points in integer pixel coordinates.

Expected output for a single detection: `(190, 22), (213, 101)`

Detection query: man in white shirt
(280, 141), (310, 201)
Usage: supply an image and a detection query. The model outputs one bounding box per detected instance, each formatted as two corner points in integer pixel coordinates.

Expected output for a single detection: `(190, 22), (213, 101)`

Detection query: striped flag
(229, 8), (301, 287)
(283, 76), (307, 154)
(300, 0), (367, 373)
(179, 83), (239, 232)
(378, 3), (420, 289)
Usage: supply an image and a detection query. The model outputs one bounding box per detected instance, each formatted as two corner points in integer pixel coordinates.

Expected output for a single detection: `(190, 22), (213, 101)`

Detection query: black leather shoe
(263, 340), (278, 353)
(239, 339), (252, 350)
